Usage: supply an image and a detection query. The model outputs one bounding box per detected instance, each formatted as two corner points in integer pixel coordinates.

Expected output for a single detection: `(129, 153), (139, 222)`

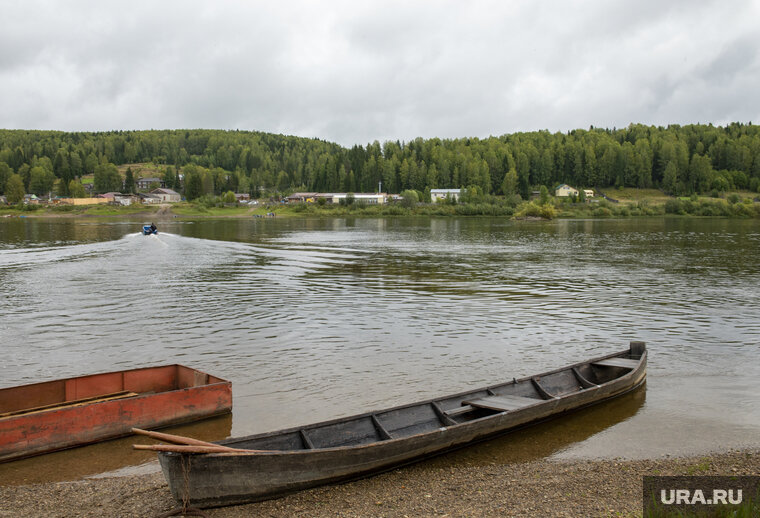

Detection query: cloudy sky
(1, 0), (759, 146)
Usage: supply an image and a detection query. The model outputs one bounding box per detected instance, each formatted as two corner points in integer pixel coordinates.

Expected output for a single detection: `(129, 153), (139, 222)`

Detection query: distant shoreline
(2, 188), (760, 221)
(3, 203), (760, 221)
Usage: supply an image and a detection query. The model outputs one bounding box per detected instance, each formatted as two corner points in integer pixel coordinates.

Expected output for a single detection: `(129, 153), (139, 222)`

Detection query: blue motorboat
(142, 223), (158, 235)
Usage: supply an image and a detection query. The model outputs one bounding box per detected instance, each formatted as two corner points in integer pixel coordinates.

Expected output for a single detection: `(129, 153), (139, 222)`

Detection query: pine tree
(125, 167), (136, 193)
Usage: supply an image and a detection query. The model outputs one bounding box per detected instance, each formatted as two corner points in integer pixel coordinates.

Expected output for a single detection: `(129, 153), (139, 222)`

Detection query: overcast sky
(1, 1), (759, 146)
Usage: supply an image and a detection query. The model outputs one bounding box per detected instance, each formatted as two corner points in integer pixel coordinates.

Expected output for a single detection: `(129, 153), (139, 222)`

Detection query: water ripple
(0, 217), (759, 449)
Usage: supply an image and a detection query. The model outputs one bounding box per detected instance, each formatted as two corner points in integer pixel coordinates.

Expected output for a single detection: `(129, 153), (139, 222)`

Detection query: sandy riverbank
(1, 449), (757, 518)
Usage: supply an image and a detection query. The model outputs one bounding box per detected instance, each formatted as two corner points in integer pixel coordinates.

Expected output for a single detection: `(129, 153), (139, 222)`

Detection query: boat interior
(227, 350), (643, 452)
(0, 365), (221, 418)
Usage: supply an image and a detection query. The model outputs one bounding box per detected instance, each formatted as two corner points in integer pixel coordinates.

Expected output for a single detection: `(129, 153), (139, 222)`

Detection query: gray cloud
(1, 0), (759, 146)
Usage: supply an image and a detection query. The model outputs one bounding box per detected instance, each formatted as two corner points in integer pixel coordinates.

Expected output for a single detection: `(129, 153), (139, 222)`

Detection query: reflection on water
(0, 216), (759, 482)
(0, 415), (231, 486)
(427, 383), (646, 469)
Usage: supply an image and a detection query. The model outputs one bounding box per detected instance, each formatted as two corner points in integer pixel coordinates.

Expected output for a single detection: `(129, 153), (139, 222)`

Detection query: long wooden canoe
(157, 342), (646, 508)
(0, 365), (231, 462)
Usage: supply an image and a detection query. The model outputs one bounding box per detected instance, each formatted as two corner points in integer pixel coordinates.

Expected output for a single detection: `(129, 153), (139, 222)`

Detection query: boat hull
(0, 365), (231, 463)
(158, 344), (646, 508)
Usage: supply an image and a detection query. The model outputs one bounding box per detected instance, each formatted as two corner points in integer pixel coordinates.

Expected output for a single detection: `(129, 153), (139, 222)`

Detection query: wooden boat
(155, 342), (646, 508)
(0, 365), (231, 463)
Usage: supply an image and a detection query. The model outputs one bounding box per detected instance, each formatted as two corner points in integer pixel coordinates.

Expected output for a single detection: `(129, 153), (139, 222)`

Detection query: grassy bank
(169, 190), (760, 219)
(3, 190), (759, 220)
(0, 203), (159, 217)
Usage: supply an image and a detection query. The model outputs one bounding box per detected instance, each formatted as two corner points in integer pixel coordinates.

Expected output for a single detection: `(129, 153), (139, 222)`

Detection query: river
(0, 216), (758, 483)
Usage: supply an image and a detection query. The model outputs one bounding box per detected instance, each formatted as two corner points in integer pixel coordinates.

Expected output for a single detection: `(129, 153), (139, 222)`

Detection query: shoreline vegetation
(2, 187), (760, 220)
(2, 124), (760, 221)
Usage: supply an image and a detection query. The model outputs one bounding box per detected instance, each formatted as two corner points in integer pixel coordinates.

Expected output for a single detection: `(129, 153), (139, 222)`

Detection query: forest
(1, 123), (759, 200)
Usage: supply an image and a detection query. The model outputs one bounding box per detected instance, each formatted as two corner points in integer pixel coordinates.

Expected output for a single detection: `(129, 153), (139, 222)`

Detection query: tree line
(1, 123), (759, 201)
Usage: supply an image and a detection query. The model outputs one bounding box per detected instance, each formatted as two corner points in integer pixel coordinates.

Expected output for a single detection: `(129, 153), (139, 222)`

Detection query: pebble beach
(1, 449), (757, 518)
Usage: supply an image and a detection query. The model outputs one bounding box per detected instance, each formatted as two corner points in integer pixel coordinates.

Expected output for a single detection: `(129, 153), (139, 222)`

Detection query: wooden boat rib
(0, 365), (231, 463)
(157, 342), (647, 508)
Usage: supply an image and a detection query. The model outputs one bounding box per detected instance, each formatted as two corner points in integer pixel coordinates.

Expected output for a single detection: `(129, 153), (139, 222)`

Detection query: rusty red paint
(0, 365), (232, 463)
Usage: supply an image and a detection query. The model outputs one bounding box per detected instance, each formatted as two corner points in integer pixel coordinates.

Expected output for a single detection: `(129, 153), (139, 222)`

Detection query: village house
(150, 188), (181, 203)
(286, 192), (318, 203)
(584, 189), (595, 198)
(430, 188), (461, 202)
(286, 192), (387, 204)
(330, 193), (386, 204)
(139, 193), (162, 204)
(114, 194), (140, 206)
(555, 184), (579, 197)
(136, 177), (165, 191)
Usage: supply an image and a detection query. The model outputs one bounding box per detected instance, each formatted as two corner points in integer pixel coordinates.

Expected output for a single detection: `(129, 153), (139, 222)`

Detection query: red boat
(0, 365), (232, 463)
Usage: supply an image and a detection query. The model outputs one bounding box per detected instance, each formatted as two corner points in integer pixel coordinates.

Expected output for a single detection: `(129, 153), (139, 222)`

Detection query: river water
(0, 216), (758, 483)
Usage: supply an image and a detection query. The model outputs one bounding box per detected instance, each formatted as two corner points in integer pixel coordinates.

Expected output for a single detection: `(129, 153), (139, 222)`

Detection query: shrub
(592, 207), (613, 217)
(505, 194), (523, 207)
(665, 199), (682, 214)
(400, 189), (419, 208)
(384, 205), (406, 215)
(731, 202), (755, 218)
(49, 204), (79, 212)
(194, 194), (220, 208)
(514, 201), (557, 219)
(452, 203), (515, 216)
(20, 202), (41, 212)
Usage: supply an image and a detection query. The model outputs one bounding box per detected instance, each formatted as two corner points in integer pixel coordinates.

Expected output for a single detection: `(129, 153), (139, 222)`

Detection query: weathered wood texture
(158, 342), (647, 508)
(0, 365), (232, 462)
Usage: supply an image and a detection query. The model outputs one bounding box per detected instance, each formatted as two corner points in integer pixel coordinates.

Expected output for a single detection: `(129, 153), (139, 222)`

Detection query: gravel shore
(1, 449), (757, 518)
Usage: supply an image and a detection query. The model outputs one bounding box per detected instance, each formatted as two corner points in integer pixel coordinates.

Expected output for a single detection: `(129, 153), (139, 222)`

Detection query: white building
(150, 188), (181, 203)
(285, 192), (386, 204)
(139, 193), (162, 204)
(555, 184), (579, 197)
(430, 189), (461, 202)
(330, 193), (386, 204)
(114, 194), (140, 206)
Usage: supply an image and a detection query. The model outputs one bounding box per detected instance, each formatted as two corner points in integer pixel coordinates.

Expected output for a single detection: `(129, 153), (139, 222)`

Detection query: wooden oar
(133, 444), (251, 454)
(132, 428), (229, 448)
(131, 428), (270, 453)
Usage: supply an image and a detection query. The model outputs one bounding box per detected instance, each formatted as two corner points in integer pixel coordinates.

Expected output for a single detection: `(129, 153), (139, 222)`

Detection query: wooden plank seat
(443, 404), (475, 417)
(592, 357), (639, 370)
(462, 394), (543, 412)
